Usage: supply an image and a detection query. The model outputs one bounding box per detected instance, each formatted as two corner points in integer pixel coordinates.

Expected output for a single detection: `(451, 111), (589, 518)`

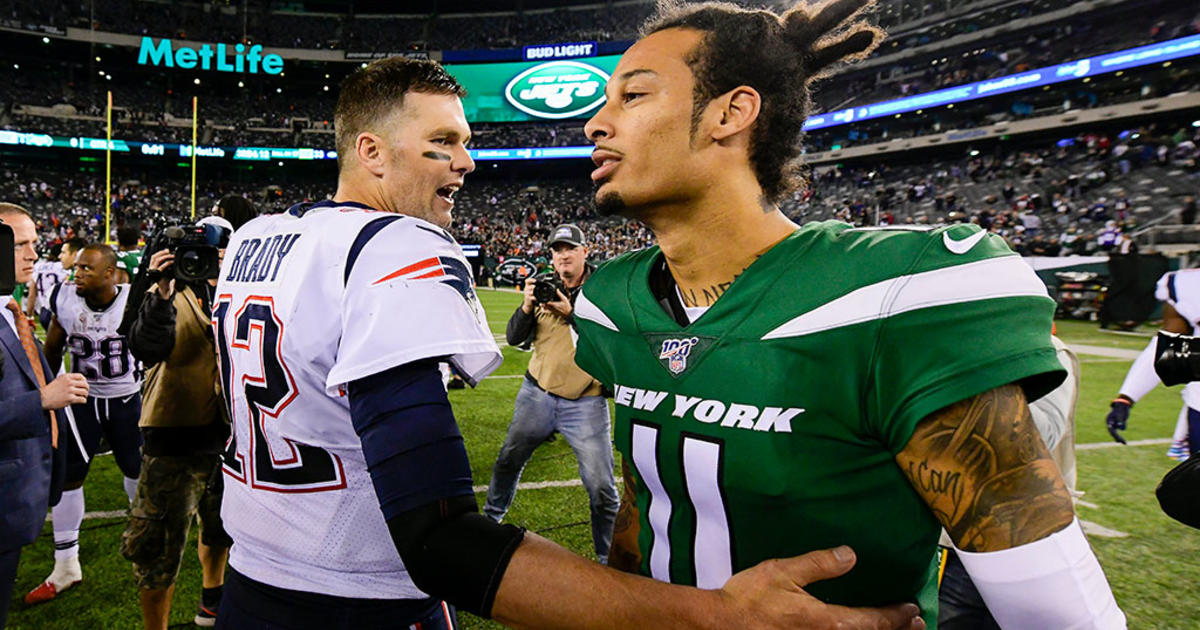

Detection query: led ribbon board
(803, 33), (1200, 131)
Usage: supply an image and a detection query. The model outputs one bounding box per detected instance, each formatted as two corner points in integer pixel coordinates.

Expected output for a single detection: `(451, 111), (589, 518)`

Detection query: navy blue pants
(216, 569), (459, 630)
(64, 393), (142, 484)
(0, 547), (20, 629)
(938, 548), (1000, 630)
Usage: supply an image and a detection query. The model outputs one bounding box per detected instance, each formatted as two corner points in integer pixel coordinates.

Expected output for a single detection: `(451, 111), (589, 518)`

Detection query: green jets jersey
(573, 221), (1065, 627)
(116, 249), (143, 278)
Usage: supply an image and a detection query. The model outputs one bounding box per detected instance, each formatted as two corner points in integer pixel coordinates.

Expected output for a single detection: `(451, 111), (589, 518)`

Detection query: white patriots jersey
(213, 202), (502, 599)
(33, 261), (67, 313)
(51, 284), (140, 398)
(1156, 270), (1200, 408)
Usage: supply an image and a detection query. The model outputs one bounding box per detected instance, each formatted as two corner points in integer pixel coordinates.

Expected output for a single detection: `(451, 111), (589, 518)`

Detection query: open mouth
(590, 149), (622, 183)
(436, 184), (460, 205)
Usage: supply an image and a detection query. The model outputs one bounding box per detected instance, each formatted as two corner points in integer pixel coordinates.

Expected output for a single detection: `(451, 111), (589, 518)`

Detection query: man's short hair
(117, 226), (140, 248)
(80, 243), (118, 271)
(63, 237), (87, 253)
(334, 57), (467, 173)
(0, 202), (32, 222)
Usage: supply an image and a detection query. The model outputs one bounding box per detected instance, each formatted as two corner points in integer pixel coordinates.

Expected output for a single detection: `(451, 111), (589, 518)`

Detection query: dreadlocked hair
(643, 0), (883, 202)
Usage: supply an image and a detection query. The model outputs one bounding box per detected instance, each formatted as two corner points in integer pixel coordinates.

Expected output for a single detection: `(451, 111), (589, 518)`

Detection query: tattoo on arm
(607, 459), (642, 572)
(896, 384), (1074, 552)
(422, 151), (452, 161)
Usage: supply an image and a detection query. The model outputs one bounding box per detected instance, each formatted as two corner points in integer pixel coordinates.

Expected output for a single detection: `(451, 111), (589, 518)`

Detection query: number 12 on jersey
(214, 294), (347, 493)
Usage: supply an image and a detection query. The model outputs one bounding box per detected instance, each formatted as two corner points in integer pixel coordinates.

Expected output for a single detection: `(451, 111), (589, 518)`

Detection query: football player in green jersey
(114, 226), (142, 285)
(574, 1), (1125, 628)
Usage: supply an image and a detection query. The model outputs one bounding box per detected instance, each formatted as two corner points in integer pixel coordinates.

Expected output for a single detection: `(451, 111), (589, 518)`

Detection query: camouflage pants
(120, 453), (232, 590)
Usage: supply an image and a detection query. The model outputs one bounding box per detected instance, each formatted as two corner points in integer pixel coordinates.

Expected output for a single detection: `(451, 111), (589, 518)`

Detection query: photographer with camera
(484, 224), (618, 563)
(119, 219), (243, 630)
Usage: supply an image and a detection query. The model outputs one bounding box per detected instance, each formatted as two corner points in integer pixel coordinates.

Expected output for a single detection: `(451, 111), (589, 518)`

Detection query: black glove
(1106, 398), (1131, 444)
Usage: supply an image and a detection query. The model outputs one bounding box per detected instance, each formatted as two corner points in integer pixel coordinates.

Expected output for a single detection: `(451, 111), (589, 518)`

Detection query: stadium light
(97, 71), (104, 76)
(238, 81), (244, 87)
(12, 64), (17, 69)
(194, 78), (201, 85)
(1192, 120), (1200, 128)
(323, 85), (329, 91)
(42, 37), (49, 44)
(95, 56), (101, 62)
(276, 88), (281, 93)
(106, 74), (112, 81)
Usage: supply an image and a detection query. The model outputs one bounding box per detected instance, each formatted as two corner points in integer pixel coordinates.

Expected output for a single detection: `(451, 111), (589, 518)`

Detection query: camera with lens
(532, 274), (565, 304)
(148, 224), (229, 284)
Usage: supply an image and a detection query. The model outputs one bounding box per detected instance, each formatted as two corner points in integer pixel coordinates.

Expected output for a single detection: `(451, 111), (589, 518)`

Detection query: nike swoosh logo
(942, 230), (988, 255)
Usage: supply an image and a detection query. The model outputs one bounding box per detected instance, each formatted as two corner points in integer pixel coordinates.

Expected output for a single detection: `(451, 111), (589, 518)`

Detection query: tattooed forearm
(607, 460), (642, 572)
(896, 384), (1074, 552)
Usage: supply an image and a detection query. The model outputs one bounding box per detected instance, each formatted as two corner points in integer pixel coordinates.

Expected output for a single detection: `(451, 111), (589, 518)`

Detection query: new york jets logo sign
(504, 61), (610, 120)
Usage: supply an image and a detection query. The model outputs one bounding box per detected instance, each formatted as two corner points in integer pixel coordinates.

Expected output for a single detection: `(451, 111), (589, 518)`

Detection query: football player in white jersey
(1106, 269), (1200, 458)
(211, 56), (922, 630)
(25, 245), (68, 331)
(26, 244), (142, 605)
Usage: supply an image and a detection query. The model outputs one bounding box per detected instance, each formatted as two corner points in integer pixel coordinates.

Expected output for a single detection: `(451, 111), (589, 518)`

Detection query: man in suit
(0, 203), (87, 628)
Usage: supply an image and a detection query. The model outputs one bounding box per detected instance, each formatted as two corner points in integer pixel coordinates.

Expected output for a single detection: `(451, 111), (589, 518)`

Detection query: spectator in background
(484, 224), (618, 564)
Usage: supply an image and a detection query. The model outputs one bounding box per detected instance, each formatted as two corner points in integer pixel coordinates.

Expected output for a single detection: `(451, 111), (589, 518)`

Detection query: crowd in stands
(811, 0), (1200, 113)
(6, 0), (1117, 56)
(3, 122), (1196, 273)
(4, 0), (1197, 156)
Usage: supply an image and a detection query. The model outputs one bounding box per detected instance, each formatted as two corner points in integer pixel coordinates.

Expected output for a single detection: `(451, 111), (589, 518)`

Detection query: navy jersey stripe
(345, 216), (404, 285)
(1169, 272), (1178, 304)
(414, 223), (455, 244)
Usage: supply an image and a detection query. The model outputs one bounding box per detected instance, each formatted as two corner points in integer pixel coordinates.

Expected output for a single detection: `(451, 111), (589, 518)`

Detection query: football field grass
(6, 294), (1198, 628)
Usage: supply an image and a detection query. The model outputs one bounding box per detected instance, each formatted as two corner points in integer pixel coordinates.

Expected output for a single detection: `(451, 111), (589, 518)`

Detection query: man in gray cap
(484, 224), (618, 563)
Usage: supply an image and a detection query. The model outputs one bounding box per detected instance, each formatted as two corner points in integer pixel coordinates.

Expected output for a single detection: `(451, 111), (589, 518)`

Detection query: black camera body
(149, 224), (227, 284)
(533, 274), (565, 304)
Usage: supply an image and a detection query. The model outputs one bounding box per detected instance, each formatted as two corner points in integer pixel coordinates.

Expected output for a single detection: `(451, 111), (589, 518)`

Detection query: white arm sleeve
(1117, 337), (1160, 403)
(955, 519), (1126, 630)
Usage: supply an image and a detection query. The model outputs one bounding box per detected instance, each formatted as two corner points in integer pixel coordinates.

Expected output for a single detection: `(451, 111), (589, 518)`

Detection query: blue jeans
(484, 379), (618, 562)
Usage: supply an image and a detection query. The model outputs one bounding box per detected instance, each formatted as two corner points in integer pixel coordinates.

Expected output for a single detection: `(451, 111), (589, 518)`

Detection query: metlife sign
(137, 37), (284, 74)
(446, 55), (619, 123)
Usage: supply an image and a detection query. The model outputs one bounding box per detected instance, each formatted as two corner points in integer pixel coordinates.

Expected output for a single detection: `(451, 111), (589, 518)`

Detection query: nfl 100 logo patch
(659, 337), (701, 375)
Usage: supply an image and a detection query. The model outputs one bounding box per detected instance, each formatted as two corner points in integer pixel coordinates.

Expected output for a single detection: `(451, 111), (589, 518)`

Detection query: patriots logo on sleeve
(372, 256), (476, 301)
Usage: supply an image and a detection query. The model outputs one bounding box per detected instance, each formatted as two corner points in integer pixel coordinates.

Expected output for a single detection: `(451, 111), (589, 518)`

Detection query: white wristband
(954, 519), (1126, 630)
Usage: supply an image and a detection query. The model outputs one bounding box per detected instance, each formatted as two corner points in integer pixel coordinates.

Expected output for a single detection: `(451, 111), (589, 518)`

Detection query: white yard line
(1065, 343), (1142, 360)
(1077, 438), (1172, 450)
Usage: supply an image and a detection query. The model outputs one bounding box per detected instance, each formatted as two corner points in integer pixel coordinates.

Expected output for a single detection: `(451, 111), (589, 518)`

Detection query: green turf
(8, 293), (1198, 628)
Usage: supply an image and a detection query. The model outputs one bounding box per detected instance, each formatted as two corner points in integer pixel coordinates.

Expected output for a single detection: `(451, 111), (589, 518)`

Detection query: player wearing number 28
(573, 1), (1125, 628)
(26, 245), (143, 605)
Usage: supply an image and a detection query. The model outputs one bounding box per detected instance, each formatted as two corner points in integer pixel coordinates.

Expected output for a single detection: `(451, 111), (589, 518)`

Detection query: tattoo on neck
(422, 151), (452, 161)
(677, 255), (762, 308)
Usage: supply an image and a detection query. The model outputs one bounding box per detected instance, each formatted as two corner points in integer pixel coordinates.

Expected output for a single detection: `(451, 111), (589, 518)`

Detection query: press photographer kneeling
(118, 220), (237, 629)
(483, 224), (619, 564)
